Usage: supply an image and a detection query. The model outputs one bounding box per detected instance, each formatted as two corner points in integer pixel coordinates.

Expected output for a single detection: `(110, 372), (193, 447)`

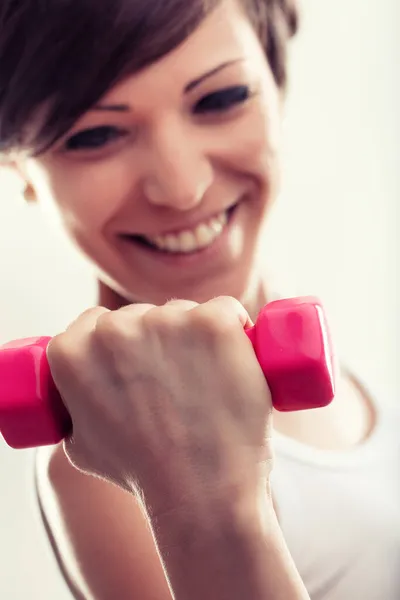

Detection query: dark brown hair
(0, 0), (298, 156)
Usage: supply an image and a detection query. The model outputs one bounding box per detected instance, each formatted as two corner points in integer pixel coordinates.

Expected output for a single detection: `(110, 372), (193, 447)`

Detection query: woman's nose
(142, 122), (213, 211)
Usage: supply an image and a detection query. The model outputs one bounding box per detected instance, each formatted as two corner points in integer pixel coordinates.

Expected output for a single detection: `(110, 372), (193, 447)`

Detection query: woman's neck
(98, 281), (131, 311)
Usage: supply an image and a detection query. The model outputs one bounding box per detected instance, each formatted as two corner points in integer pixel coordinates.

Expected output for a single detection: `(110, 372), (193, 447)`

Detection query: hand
(47, 297), (274, 521)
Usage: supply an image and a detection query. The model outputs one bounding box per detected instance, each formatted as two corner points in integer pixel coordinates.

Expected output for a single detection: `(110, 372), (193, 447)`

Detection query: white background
(0, 1), (399, 598)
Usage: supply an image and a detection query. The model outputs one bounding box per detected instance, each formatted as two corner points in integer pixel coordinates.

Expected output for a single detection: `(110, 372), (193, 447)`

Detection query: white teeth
(216, 211), (228, 227)
(179, 231), (197, 253)
(195, 223), (216, 248)
(153, 235), (166, 250)
(145, 209), (230, 254)
(210, 219), (223, 235)
(164, 234), (181, 252)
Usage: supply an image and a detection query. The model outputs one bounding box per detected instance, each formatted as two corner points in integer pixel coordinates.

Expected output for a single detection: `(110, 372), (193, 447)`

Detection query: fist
(47, 297), (273, 517)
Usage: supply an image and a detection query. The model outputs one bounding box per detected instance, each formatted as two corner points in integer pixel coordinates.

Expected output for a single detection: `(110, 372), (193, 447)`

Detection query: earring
(23, 184), (37, 203)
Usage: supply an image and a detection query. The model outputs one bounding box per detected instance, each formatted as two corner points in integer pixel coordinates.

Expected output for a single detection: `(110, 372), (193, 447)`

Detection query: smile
(126, 205), (237, 255)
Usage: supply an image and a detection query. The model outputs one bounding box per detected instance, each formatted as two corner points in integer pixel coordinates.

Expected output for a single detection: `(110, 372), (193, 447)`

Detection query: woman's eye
(194, 85), (251, 114)
(64, 126), (126, 151)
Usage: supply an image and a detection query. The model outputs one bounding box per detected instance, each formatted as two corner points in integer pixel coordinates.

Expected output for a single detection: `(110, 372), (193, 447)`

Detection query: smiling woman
(0, 0), (296, 310)
(0, 1), (399, 600)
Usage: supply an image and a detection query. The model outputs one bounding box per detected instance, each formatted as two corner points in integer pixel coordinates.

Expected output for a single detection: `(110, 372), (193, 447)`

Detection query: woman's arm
(36, 444), (172, 600)
(151, 497), (309, 600)
(35, 300), (310, 600)
(36, 445), (309, 600)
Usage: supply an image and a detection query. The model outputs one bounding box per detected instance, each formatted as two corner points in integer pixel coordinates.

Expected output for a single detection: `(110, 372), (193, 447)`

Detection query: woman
(1, 0), (399, 599)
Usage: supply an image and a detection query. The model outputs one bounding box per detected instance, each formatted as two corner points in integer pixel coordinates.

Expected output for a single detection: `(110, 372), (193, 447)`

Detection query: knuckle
(46, 333), (64, 360)
(52, 306), (109, 362)
(93, 311), (128, 347)
(192, 305), (238, 339)
(81, 306), (108, 320)
(65, 306), (107, 331)
(142, 306), (182, 337)
(212, 295), (245, 315)
(47, 333), (73, 372)
(165, 299), (198, 310)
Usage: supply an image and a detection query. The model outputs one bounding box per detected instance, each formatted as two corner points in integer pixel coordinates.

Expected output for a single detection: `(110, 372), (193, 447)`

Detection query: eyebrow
(184, 57), (245, 92)
(92, 58), (245, 112)
(91, 104), (130, 112)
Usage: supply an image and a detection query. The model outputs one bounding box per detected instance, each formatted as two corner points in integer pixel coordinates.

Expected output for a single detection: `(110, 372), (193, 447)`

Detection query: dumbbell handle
(0, 297), (336, 449)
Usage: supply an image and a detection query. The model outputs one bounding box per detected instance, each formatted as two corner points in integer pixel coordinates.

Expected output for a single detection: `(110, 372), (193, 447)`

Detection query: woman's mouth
(117, 201), (245, 276)
(123, 204), (238, 256)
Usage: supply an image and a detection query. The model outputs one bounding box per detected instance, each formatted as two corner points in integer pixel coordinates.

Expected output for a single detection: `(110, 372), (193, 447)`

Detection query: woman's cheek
(232, 109), (282, 183)
(41, 154), (134, 229)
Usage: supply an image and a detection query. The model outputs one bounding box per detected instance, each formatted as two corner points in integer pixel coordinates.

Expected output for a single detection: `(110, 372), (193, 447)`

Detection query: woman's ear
(3, 157), (38, 203)
(22, 182), (37, 203)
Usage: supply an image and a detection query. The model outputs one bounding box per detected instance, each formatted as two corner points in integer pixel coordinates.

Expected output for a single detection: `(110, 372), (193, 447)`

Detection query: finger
(47, 306), (109, 369)
(65, 306), (110, 333)
(193, 295), (253, 330)
(117, 302), (156, 316)
(164, 298), (199, 311)
(122, 299), (198, 312)
(140, 300), (199, 335)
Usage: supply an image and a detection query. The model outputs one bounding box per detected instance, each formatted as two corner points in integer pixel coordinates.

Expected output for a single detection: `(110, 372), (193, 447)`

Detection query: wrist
(148, 488), (276, 553)
(146, 495), (307, 600)
(144, 469), (274, 527)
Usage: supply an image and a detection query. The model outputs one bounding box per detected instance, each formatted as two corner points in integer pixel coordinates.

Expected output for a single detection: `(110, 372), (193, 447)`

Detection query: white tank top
(271, 378), (400, 600)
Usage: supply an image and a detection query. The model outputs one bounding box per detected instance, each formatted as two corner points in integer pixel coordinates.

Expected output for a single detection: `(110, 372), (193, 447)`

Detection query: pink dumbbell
(0, 296), (336, 450)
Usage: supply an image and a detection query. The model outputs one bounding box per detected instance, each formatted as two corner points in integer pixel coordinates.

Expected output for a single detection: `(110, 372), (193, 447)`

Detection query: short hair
(0, 0), (298, 155)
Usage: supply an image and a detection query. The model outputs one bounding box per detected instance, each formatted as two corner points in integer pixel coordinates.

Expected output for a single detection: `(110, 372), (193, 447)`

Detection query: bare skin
(13, 1), (374, 598)
(34, 363), (373, 600)
(34, 296), (313, 600)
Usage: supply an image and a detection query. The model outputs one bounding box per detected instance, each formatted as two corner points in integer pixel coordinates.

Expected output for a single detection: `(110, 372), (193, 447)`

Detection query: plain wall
(0, 1), (399, 598)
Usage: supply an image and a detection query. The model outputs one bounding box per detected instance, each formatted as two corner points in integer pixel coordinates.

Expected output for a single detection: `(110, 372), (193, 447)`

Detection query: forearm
(148, 500), (310, 600)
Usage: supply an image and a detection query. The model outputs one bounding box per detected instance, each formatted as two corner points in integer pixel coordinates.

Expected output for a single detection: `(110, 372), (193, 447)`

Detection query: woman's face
(21, 0), (283, 306)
